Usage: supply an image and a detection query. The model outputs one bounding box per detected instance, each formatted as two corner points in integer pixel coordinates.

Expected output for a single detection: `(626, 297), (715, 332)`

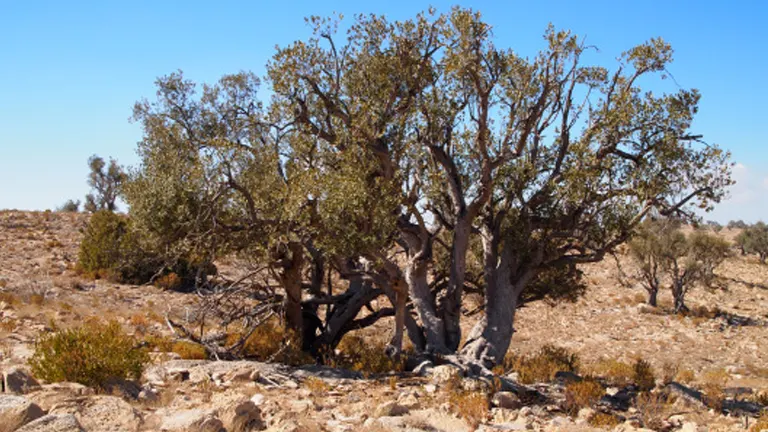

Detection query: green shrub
(76, 210), (212, 289)
(29, 320), (149, 388)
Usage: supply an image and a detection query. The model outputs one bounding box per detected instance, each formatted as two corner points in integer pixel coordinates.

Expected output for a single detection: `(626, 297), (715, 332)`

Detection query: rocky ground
(0, 210), (766, 431)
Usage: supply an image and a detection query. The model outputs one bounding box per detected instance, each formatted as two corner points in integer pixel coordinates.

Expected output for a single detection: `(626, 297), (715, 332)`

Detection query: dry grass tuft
(304, 376), (330, 395)
(448, 390), (488, 429)
(588, 359), (634, 386)
(171, 341), (207, 360)
(509, 345), (579, 384)
(700, 368), (729, 411)
(633, 359), (656, 391)
(564, 378), (604, 415)
(588, 411), (622, 428)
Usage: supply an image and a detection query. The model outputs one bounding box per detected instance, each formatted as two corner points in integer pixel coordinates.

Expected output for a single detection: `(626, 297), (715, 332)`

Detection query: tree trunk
(647, 287), (658, 307)
(406, 253), (448, 354)
(671, 280), (688, 314)
(439, 218), (471, 352)
(280, 241), (305, 337)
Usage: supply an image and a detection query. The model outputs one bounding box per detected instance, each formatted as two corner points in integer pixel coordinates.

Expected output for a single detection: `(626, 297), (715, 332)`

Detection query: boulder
(429, 364), (463, 385)
(3, 367), (40, 394)
(49, 395), (142, 432)
(373, 401), (409, 417)
(159, 409), (224, 432)
(0, 395), (45, 432)
(26, 383), (93, 412)
(15, 414), (85, 432)
(210, 391), (264, 431)
(491, 391), (522, 410)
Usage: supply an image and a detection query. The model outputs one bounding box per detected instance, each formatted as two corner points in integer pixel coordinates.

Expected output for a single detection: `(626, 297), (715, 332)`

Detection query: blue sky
(1, 0), (766, 222)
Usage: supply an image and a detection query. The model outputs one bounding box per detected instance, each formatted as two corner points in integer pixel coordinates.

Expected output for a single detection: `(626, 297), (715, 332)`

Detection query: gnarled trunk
(439, 218), (472, 351)
(647, 288), (658, 307)
(406, 249), (448, 354)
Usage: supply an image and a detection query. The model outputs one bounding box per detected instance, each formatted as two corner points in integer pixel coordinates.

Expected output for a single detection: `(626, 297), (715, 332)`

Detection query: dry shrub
(633, 359), (656, 391)
(750, 411), (768, 432)
(588, 412), (621, 428)
(230, 318), (312, 366)
(660, 362), (679, 385)
(449, 391), (488, 429)
(676, 368), (695, 384)
(155, 273), (182, 291)
(333, 335), (405, 376)
(512, 345), (579, 384)
(304, 376), (330, 395)
(144, 334), (174, 352)
(589, 359), (634, 386)
(636, 391), (672, 430)
(700, 368), (729, 411)
(0, 318), (17, 332)
(171, 341), (207, 359)
(28, 320), (149, 388)
(0, 279), (7, 288)
(0, 291), (20, 306)
(564, 378), (604, 415)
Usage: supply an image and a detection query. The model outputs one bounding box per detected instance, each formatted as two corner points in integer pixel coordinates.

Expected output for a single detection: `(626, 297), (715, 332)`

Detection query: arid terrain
(0, 210), (766, 431)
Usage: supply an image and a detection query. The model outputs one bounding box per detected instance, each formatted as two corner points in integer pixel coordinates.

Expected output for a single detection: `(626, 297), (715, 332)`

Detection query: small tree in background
(630, 220), (729, 312)
(740, 222), (768, 263)
(57, 199), (80, 213)
(84, 155), (126, 213)
(629, 219), (680, 306)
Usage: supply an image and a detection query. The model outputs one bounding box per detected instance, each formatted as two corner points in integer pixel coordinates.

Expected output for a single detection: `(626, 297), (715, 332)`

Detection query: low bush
(28, 320), (148, 388)
(751, 411), (768, 432)
(449, 390), (488, 429)
(511, 345), (579, 384)
(229, 318), (313, 366)
(589, 359), (634, 386)
(333, 335), (405, 375)
(633, 359), (656, 391)
(171, 341), (207, 360)
(564, 378), (604, 415)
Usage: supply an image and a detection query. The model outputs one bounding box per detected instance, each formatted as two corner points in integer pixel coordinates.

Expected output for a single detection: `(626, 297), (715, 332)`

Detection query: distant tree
(57, 199), (80, 213)
(705, 220), (723, 232)
(84, 155), (126, 213)
(629, 219), (679, 306)
(630, 220), (729, 312)
(727, 219), (748, 229)
(740, 222), (768, 263)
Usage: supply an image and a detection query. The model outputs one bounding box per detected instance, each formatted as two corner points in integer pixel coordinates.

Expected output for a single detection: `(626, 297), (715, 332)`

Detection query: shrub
(171, 341), (207, 360)
(512, 345), (579, 384)
(449, 390), (488, 429)
(633, 359), (656, 391)
(589, 359), (634, 386)
(676, 368), (695, 384)
(29, 320), (148, 388)
(155, 272), (182, 291)
(588, 412), (622, 428)
(229, 318), (313, 366)
(564, 378), (604, 415)
(700, 368), (728, 411)
(333, 335), (405, 375)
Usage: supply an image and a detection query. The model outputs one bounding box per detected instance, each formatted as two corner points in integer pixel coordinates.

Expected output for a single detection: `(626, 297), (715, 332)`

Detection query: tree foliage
(735, 222), (768, 263)
(84, 155), (126, 213)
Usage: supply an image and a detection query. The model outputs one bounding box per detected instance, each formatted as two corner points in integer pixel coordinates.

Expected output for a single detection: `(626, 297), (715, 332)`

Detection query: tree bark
(279, 241), (305, 337)
(406, 252), (448, 354)
(647, 288), (658, 307)
(439, 217), (472, 351)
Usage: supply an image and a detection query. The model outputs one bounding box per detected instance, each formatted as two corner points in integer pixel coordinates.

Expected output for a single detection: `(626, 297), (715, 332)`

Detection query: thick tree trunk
(439, 218), (471, 351)
(459, 227), (528, 368)
(280, 241), (305, 337)
(406, 253), (448, 354)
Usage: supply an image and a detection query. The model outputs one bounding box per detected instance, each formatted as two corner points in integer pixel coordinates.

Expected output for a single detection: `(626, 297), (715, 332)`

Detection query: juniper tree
(84, 155), (126, 213)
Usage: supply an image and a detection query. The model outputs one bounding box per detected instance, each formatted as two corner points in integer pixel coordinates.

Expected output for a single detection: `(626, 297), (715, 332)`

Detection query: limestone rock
(373, 400), (409, 417)
(159, 409), (223, 432)
(15, 414), (85, 432)
(0, 395), (45, 432)
(429, 364), (463, 385)
(49, 395), (142, 432)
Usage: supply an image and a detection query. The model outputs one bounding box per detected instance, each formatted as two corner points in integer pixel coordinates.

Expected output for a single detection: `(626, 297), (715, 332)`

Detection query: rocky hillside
(0, 210), (767, 431)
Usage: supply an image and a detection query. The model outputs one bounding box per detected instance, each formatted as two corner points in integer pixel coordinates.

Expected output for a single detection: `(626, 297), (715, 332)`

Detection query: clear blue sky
(1, 0), (766, 222)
